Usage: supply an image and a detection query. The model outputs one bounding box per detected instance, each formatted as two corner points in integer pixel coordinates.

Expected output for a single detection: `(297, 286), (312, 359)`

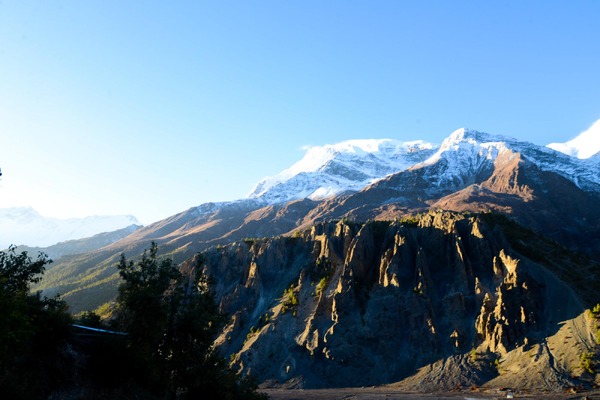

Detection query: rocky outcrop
(191, 211), (599, 390)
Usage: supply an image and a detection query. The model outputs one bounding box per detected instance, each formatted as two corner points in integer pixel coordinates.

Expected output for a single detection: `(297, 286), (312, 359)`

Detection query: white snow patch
(248, 138), (436, 203)
(244, 126), (600, 208)
(547, 119), (600, 159)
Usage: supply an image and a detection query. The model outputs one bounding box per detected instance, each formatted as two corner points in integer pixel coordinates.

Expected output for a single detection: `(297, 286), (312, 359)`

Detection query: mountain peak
(418, 128), (511, 170)
(547, 119), (600, 159)
(442, 128), (514, 147)
(444, 127), (470, 142)
(248, 138), (436, 203)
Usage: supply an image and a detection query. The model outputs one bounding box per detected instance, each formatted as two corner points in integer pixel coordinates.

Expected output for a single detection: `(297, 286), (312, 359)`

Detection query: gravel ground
(260, 387), (600, 400)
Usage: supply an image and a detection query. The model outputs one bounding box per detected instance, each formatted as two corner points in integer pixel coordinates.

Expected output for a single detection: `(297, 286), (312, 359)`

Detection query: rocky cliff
(189, 211), (599, 390)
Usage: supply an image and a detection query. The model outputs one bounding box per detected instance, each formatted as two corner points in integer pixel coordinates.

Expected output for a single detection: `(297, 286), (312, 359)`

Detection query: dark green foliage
(316, 276), (328, 294)
(398, 214), (420, 227)
(245, 311), (273, 345)
(0, 244), (49, 294)
(366, 219), (391, 241)
(254, 312), (272, 332)
(113, 242), (266, 399)
(259, 311), (271, 326)
(315, 255), (332, 275)
(281, 284), (299, 315)
(580, 352), (596, 374)
(340, 217), (361, 229)
(114, 242), (181, 385)
(0, 245), (73, 399)
(313, 256), (334, 295)
(243, 237), (261, 245)
(75, 310), (103, 328)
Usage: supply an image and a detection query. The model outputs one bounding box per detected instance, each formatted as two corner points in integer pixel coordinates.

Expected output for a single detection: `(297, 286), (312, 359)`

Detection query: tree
(114, 242), (266, 399)
(114, 242), (180, 390)
(0, 245), (73, 399)
(0, 244), (48, 295)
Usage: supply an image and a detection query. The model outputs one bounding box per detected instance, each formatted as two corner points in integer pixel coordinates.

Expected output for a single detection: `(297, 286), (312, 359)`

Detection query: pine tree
(114, 242), (266, 399)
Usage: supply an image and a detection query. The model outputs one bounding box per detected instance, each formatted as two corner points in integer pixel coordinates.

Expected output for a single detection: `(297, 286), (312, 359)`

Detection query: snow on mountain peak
(418, 127), (600, 193)
(547, 119), (600, 159)
(248, 138), (436, 203)
(444, 127), (470, 143)
(420, 128), (511, 168)
(245, 126), (600, 208)
(442, 128), (515, 148)
(288, 139), (434, 174)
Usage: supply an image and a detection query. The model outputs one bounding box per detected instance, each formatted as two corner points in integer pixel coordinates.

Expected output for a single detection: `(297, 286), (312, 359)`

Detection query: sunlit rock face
(190, 211), (595, 390)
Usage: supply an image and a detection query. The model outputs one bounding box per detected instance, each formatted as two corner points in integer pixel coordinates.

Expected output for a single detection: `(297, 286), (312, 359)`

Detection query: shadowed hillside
(192, 211), (599, 390)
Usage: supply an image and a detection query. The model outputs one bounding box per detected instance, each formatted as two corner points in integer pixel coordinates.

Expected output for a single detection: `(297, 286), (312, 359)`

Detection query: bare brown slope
(430, 152), (600, 256)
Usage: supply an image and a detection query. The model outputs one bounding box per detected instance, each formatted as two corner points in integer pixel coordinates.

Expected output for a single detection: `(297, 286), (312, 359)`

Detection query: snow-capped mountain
(414, 128), (600, 193)
(0, 207), (140, 248)
(248, 139), (436, 204)
(547, 119), (600, 159)
(246, 128), (600, 208)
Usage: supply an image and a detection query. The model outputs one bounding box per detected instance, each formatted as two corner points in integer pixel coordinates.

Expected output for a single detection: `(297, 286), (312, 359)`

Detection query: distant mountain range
(26, 124), (600, 393)
(0, 207), (140, 248)
(12, 224), (141, 261)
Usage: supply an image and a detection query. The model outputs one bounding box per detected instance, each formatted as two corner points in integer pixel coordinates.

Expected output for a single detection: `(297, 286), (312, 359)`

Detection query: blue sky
(1, 1), (599, 224)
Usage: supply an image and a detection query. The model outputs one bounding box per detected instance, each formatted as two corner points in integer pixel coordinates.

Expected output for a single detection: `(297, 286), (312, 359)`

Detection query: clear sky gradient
(1, 1), (599, 224)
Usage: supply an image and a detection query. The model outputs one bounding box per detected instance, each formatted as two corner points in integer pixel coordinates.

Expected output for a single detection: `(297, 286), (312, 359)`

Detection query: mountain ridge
(249, 127), (600, 207)
(35, 127), (600, 312)
(14, 224), (140, 260)
(0, 207), (141, 248)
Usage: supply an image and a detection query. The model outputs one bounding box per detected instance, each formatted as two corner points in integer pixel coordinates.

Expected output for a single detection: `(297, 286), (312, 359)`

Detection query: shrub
(399, 215), (420, 226)
(470, 348), (478, 362)
(580, 352), (596, 374)
(316, 276), (329, 295)
(310, 256), (333, 283)
(243, 237), (261, 245)
(281, 285), (299, 316)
